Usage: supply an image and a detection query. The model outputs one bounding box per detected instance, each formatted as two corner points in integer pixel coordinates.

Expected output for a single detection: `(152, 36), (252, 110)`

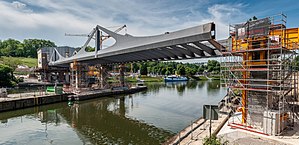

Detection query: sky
(0, 0), (299, 48)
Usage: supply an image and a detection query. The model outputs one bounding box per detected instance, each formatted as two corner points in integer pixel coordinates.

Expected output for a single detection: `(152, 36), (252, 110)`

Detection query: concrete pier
(0, 93), (70, 112)
(68, 86), (147, 101)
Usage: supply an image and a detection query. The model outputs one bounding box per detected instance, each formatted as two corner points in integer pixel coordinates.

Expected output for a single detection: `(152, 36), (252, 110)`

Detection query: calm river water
(0, 80), (226, 145)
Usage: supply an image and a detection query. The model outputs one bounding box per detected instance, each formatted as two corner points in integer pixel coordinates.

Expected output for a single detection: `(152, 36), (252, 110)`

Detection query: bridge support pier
(119, 64), (125, 87)
(99, 65), (108, 89)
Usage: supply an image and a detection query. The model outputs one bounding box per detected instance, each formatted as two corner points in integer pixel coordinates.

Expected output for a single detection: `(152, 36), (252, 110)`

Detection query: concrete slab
(218, 112), (299, 145)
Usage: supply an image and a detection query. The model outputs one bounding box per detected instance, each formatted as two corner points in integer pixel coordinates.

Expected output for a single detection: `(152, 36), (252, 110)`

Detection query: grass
(126, 76), (164, 82)
(0, 56), (37, 68)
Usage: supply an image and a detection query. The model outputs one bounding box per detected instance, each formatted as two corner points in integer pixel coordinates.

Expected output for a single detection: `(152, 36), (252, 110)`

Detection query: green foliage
(293, 55), (299, 71)
(0, 39), (56, 58)
(203, 135), (228, 145)
(207, 60), (220, 74)
(198, 65), (205, 73)
(177, 64), (186, 76)
(131, 60), (220, 76)
(0, 64), (16, 87)
(85, 46), (95, 52)
(139, 62), (148, 75)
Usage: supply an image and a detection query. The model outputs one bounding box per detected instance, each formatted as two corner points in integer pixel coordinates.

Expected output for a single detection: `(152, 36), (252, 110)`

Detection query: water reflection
(0, 80), (225, 145)
(63, 97), (173, 144)
(0, 98), (173, 145)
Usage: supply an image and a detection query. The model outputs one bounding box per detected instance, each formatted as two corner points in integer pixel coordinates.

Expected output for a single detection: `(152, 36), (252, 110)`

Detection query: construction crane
(101, 25), (126, 41)
(65, 33), (89, 37)
(65, 25), (126, 41)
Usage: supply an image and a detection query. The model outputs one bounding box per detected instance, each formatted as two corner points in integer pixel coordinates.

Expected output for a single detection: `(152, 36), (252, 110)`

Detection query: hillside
(0, 56), (37, 68)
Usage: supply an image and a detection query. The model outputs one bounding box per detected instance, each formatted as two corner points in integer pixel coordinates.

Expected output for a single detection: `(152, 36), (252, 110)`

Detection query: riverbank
(107, 75), (221, 83)
(0, 86), (147, 113)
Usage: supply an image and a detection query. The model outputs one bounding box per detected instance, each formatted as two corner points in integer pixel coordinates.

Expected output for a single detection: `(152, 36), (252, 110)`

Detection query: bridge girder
(49, 22), (222, 66)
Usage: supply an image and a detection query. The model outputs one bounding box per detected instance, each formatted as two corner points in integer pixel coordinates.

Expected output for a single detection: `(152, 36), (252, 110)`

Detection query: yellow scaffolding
(221, 13), (299, 135)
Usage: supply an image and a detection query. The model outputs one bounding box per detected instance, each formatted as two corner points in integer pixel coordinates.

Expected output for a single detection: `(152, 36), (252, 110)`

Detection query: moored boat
(164, 75), (188, 82)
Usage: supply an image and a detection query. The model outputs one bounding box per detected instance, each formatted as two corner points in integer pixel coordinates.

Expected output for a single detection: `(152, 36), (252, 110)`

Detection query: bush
(203, 135), (228, 145)
(0, 64), (15, 87)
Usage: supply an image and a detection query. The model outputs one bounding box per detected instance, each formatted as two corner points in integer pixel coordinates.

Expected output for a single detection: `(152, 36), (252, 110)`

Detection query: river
(0, 80), (226, 145)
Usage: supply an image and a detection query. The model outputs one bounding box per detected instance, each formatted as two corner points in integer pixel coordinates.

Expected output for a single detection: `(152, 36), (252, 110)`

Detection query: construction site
(31, 12), (299, 144)
(221, 13), (299, 136)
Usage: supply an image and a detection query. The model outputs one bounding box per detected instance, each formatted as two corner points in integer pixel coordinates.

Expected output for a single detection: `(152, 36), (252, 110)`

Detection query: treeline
(127, 60), (220, 76)
(0, 39), (56, 58)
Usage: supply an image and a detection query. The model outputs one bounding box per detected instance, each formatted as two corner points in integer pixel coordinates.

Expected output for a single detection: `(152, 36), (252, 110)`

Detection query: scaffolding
(70, 60), (89, 92)
(221, 14), (299, 135)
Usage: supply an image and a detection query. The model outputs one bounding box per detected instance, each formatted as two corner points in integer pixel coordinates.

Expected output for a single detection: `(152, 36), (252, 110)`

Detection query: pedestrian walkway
(165, 112), (229, 145)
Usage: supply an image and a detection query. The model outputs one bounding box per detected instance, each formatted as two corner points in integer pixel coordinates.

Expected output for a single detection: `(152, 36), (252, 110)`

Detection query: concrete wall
(0, 94), (69, 112)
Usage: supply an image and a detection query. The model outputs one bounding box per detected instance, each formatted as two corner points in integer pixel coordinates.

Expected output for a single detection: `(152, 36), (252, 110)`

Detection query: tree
(139, 63), (148, 75)
(186, 67), (196, 76)
(85, 46), (95, 52)
(0, 39), (22, 57)
(198, 65), (205, 73)
(177, 64), (186, 76)
(207, 60), (220, 73)
(132, 63), (139, 73)
(0, 64), (15, 87)
(23, 39), (56, 58)
(293, 55), (299, 71)
(160, 68), (167, 75)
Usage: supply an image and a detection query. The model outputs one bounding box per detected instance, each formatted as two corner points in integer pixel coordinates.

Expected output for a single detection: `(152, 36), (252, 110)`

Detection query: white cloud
(0, 0), (247, 47)
(12, 1), (26, 9)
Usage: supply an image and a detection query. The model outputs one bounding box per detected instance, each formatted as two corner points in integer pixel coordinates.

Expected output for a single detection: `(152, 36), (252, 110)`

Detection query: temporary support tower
(221, 13), (299, 135)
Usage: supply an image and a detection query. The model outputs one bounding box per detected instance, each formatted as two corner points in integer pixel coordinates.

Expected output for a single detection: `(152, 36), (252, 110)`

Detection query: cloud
(0, 0), (247, 47)
(12, 1), (26, 9)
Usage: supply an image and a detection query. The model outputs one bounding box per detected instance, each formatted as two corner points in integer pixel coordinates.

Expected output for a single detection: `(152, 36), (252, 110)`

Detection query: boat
(164, 75), (188, 82)
(136, 78), (145, 86)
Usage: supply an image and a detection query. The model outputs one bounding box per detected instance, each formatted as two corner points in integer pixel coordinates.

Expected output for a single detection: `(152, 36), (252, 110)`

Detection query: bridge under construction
(36, 13), (299, 136)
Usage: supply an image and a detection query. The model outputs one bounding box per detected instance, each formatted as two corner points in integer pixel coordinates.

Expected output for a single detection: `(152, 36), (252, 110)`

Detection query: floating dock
(68, 86), (147, 101)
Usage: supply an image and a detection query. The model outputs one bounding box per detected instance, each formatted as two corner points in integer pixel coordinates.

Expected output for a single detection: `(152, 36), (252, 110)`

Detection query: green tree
(186, 67), (196, 76)
(0, 64), (15, 87)
(207, 60), (220, 73)
(293, 55), (299, 71)
(139, 62), (148, 75)
(0, 39), (22, 57)
(132, 63), (139, 73)
(23, 39), (56, 58)
(198, 65), (205, 73)
(161, 68), (166, 75)
(177, 64), (186, 76)
(85, 46), (95, 52)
